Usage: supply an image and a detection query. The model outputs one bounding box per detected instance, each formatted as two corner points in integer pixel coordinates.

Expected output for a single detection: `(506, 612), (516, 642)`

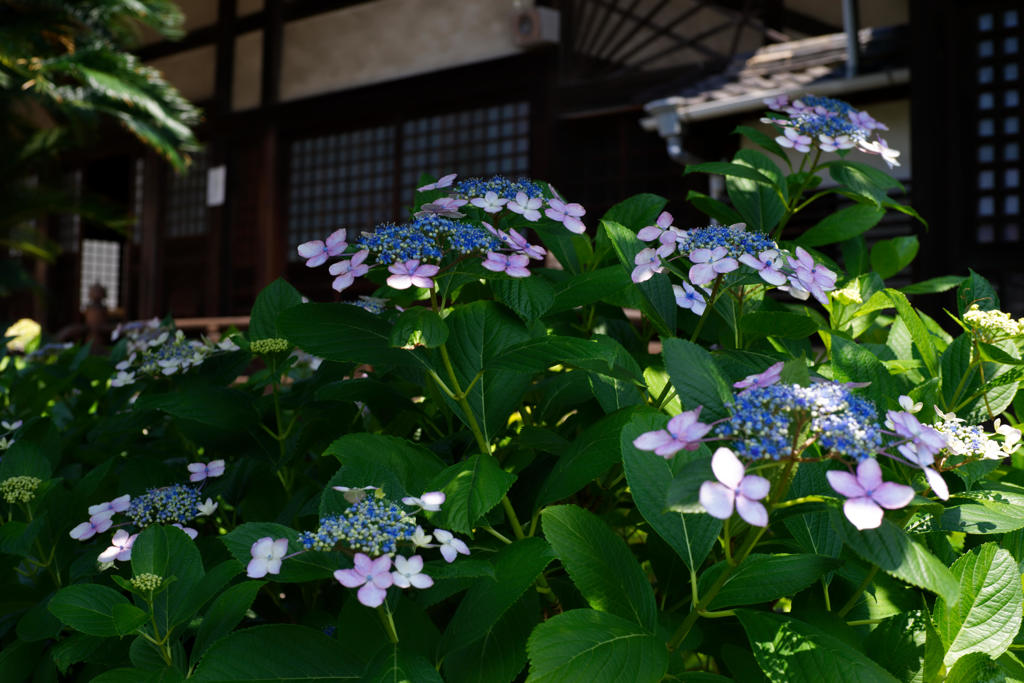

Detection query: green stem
(377, 603), (400, 644)
(723, 517), (733, 565)
(500, 496), (526, 541)
(482, 525), (513, 544)
(774, 148), (822, 240)
(690, 276), (724, 343)
(669, 523), (769, 650)
(668, 458), (798, 650)
(836, 565), (879, 618)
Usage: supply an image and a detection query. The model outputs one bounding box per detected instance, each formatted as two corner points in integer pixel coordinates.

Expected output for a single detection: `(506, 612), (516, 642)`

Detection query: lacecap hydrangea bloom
(111, 324), (239, 387)
(763, 94), (900, 168)
(297, 174), (586, 293)
(632, 215), (837, 307)
(69, 460), (225, 564)
(248, 487), (470, 608)
(634, 365), (918, 530)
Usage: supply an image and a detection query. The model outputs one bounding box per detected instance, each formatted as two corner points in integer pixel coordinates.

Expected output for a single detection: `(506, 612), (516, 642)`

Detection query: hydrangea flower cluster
(963, 304), (1024, 341)
(297, 496), (415, 555)
(631, 215), (837, 306)
(111, 325), (239, 387)
(297, 174), (586, 293)
(633, 365), (918, 530)
(715, 381), (882, 462)
(247, 486), (471, 608)
(69, 460), (223, 564)
(762, 94), (899, 168)
(1, 475), (41, 504)
(930, 410), (1021, 461)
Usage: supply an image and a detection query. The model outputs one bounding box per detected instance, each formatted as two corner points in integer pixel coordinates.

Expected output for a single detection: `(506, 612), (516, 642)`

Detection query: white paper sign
(207, 165), (226, 207)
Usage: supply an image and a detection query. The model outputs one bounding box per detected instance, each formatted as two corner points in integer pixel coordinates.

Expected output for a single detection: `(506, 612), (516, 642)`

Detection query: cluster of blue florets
(799, 95), (856, 116)
(357, 216), (502, 265)
(789, 111), (868, 141)
(717, 383), (881, 461)
(297, 496), (415, 555)
(450, 176), (544, 201)
(346, 296), (388, 315)
(677, 225), (778, 259)
(124, 483), (203, 526)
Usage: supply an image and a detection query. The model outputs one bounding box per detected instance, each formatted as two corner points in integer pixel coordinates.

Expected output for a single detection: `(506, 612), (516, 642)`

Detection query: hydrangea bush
(3, 97), (1024, 681)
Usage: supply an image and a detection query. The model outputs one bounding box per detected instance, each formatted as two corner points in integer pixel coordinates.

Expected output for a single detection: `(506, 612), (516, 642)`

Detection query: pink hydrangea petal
(633, 430), (672, 452)
(711, 448), (745, 489)
(296, 241), (324, 258)
(666, 408), (699, 435)
(871, 481), (915, 510)
(251, 537), (274, 558)
(735, 496), (768, 527)
(826, 470), (866, 498)
(652, 440), (686, 458)
(713, 257), (739, 274)
(357, 582), (388, 607)
(304, 253), (329, 268)
(856, 458), (884, 491)
(637, 226), (662, 241)
(924, 468), (949, 501)
(843, 497), (884, 530)
(419, 493), (445, 509)
(689, 263), (716, 285)
(247, 558), (269, 578)
(335, 568), (366, 588)
(409, 573), (434, 589)
(737, 475), (770, 501)
(387, 274), (413, 289)
(699, 481), (735, 519)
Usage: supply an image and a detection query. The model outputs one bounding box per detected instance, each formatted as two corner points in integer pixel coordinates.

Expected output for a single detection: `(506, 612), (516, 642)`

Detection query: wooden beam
(138, 153), (163, 318)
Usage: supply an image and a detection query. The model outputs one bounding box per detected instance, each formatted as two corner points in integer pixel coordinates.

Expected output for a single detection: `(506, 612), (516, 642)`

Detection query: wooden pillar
(207, 0), (237, 315)
(256, 0), (285, 288)
(138, 153), (163, 318)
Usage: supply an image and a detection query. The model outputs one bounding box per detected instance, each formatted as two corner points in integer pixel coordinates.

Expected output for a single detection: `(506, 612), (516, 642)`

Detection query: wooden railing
(172, 316), (250, 340)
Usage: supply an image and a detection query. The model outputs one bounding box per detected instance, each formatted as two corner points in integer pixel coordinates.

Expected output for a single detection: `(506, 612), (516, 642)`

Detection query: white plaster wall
(147, 45), (217, 104)
(279, 0), (524, 102)
(238, 0), (264, 16)
(179, 0), (219, 31)
(740, 98), (911, 182)
(784, 0), (909, 32)
(233, 30), (264, 111)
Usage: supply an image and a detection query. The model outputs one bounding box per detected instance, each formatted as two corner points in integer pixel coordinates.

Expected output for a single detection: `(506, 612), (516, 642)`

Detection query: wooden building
(24, 0), (1024, 330)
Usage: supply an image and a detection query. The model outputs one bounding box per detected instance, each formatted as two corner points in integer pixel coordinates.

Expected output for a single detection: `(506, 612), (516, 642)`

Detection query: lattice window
(399, 102), (531, 203)
(164, 150), (208, 238)
(973, 7), (1022, 245)
(80, 239), (120, 310)
(285, 102), (532, 262)
(287, 126), (395, 260)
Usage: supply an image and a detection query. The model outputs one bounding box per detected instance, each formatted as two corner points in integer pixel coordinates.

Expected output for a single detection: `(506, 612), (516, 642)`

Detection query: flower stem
(377, 603), (400, 644)
(690, 276), (723, 343)
(836, 564), (879, 618)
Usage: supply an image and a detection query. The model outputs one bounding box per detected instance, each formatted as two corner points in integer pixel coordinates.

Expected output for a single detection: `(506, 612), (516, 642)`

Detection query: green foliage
(933, 543), (1023, 666)
(0, 0), (200, 258)
(525, 609), (668, 683)
(736, 610), (900, 682)
(6, 131), (1024, 681)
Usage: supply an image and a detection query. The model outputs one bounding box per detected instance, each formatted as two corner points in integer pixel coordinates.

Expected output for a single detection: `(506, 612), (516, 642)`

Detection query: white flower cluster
(932, 409), (1021, 460)
(111, 322), (239, 387)
(963, 304), (1024, 341)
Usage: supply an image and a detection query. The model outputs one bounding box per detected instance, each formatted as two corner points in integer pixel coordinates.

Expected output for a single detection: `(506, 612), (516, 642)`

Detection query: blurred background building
(10, 0), (1024, 333)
